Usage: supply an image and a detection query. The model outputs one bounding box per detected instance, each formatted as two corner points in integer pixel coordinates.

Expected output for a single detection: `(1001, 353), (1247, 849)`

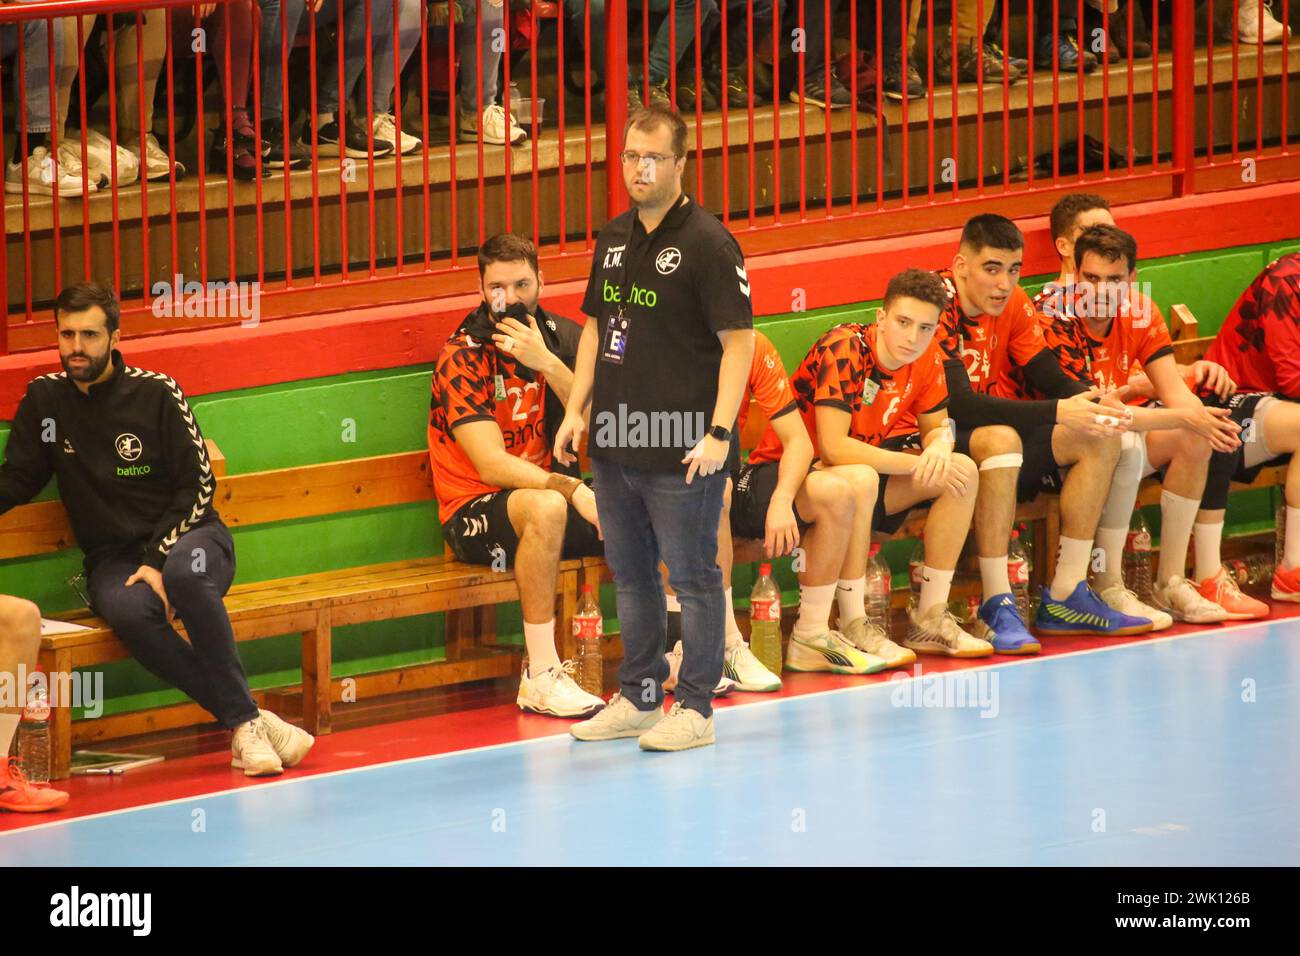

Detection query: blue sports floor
(2, 622), (1297, 866)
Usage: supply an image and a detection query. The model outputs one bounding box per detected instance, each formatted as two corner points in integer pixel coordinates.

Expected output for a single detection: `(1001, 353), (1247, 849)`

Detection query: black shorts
(730, 460), (814, 541)
(442, 488), (604, 567)
(873, 433), (929, 535)
(954, 423), (1063, 503)
(1201, 391), (1290, 509)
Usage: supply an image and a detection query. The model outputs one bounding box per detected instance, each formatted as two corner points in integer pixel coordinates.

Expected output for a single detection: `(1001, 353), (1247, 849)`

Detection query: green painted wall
(2, 235), (1296, 719)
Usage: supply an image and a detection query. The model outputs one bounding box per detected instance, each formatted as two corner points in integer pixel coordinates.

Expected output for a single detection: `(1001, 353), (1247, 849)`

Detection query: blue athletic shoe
(1035, 581), (1154, 636)
(974, 592), (1041, 655)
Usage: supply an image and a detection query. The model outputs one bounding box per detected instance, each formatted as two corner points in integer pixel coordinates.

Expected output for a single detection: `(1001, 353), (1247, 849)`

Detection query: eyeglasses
(619, 151), (675, 166)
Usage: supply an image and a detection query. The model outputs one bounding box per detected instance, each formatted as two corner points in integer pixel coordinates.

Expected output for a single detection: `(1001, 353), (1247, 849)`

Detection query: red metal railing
(1, 0), (1297, 354)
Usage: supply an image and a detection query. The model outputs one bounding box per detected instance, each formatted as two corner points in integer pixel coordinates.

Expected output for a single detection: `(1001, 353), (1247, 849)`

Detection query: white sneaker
(1150, 576), (1230, 624)
(5, 145), (96, 197)
(570, 692), (661, 741)
(1097, 583), (1174, 631)
(1238, 0), (1288, 43)
(258, 708), (314, 767)
(786, 629), (887, 674)
(230, 717), (283, 776)
(81, 130), (141, 187)
(638, 701), (715, 752)
(664, 641), (739, 696)
(129, 132), (185, 181)
(903, 604), (995, 658)
(723, 639), (782, 691)
(372, 112), (421, 155)
(840, 615), (917, 668)
(517, 660), (605, 718)
(459, 104), (526, 146)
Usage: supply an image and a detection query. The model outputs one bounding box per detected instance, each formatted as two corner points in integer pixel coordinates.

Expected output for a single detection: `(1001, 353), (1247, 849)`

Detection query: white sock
(918, 567), (955, 615)
(1286, 507), (1300, 570)
(978, 555), (1012, 601)
(665, 592), (681, 613)
(1093, 526), (1128, 590)
(523, 620), (561, 677)
(723, 587), (745, 646)
(0, 713), (19, 755)
(793, 582), (838, 638)
(835, 577), (866, 625)
(1050, 536), (1093, 599)
(1193, 521), (1225, 582)
(1157, 491), (1200, 585)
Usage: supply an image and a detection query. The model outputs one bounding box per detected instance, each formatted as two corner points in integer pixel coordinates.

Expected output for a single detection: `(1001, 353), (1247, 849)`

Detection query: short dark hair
(959, 213), (1024, 257)
(477, 233), (539, 280)
(883, 268), (948, 313)
(1049, 192), (1111, 242)
(1073, 224), (1138, 273)
(54, 282), (120, 334)
(624, 104), (688, 159)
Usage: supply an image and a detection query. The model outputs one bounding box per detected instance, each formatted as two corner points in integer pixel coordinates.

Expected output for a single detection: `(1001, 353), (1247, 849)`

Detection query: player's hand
(125, 564), (173, 622)
(553, 410), (585, 466)
(493, 312), (553, 372)
(683, 434), (729, 484)
(1057, 388), (1130, 438)
(763, 495), (800, 558)
(1181, 405), (1241, 453)
(570, 482), (602, 540)
(1114, 370), (1156, 402)
(1190, 360), (1236, 401)
(910, 436), (952, 492)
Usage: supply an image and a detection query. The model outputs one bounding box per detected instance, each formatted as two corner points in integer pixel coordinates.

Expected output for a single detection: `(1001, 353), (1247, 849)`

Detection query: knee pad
(979, 452), (1023, 472)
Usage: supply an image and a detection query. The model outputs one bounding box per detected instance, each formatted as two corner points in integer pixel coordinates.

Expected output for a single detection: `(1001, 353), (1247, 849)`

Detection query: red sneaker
(1272, 563), (1300, 603)
(0, 757), (70, 813)
(1197, 567), (1270, 620)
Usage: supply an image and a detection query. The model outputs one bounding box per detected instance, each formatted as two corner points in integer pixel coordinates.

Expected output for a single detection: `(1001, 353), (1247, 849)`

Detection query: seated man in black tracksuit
(0, 282), (312, 778)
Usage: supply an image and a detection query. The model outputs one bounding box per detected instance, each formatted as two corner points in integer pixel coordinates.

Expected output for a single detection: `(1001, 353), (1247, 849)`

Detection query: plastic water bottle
(1008, 529), (1033, 622)
(16, 670), (51, 784)
(572, 584), (603, 697)
(1124, 510), (1154, 603)
(749, 563), (783, 676)
(908, 536), (925, 610)
(866, 543), (892, 638)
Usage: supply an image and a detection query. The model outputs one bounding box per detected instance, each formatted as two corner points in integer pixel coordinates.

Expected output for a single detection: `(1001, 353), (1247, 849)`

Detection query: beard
(62, 349), (111, 382)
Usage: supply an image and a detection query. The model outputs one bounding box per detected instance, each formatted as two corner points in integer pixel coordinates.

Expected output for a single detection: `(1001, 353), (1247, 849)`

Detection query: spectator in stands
(0, 595), (70, 812)
(932, 0), (1024, 84)
(257, 0), (313, 169)
(1035, 213), (1243, 624)
(455, 0), (527, 145)
(1033, 0), (1100, 72)
(786, 0), (852, 107)
(1, 3), (90, 198)
(1195, 252), (1300, 604)
(366, 0), (423, 155)
(429, 233), (606, 719)
(1236, 0), (1289, 44)
(172, 1), (261, 181)
(0, 282), (314, 778)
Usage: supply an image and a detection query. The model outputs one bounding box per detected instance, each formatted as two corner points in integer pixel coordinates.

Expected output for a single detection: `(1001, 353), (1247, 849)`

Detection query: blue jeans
(454, 0), (506, 115)
(644, 0), (779, 82)
(371, 0), (422, 113)
(258, 0), (392, 122)
(591, 459), (726, 718)
(0, 14), (62, 133)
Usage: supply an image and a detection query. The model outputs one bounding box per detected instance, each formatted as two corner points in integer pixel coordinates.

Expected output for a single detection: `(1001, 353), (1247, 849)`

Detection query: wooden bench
(1, 442), (580, 779)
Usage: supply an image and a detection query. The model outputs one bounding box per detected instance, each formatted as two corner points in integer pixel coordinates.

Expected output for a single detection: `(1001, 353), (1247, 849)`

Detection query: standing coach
(555, 104), (754, 753)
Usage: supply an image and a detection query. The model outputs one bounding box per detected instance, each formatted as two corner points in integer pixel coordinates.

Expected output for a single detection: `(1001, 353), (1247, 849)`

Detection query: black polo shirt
(580, 193), (754, 471)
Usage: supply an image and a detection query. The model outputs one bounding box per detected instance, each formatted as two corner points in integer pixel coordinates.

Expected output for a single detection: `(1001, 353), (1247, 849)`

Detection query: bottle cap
(759, 562), (772, 576)
(581, 584), (593, 594)
(869, 543), (880, 556)
(1011, 529), (1020, 539)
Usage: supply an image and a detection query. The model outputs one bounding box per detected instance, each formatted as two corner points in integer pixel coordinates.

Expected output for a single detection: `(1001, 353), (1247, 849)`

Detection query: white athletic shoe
(1097, 583), (1174, 631)
(570, 693), (661, 741)
(81, 129), (141, 187)
(5, 145), (96, 197)
(230, 717), (283, 776)
(785, 629), (886, 674)
(903, 604), (995, 658)
(840, 615), (917, 668)
(372, 112), (421, 155)
(128, 132), (185, 181)
(664, 641), (739, 696)
(638, 701), (715, 752)
(459, 104), (526, 145)
(723, 639), (783, 691)
(258, 709), (314, 767)
(1150, 576), (1230, 624)
(1237, 0), (1288, 43)
(517, 660), (606, 718)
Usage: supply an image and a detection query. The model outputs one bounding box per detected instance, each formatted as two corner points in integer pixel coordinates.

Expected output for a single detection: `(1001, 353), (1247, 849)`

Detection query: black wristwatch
(707, 424), (732, 442)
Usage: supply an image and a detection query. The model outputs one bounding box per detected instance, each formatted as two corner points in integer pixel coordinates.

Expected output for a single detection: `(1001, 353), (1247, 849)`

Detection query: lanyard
(614, 195), (686, 312)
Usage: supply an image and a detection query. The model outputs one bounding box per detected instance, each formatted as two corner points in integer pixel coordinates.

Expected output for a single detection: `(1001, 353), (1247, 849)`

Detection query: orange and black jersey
(749, 321), (947, 463)
(736, 330), (798, 443)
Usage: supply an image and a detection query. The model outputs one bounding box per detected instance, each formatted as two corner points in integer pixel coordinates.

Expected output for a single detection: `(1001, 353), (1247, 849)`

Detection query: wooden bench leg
(1045, 496), (1061, 584)
(559, 569), (579, 662)
(301, 609), (332, 736)
(42, 647), (73, 780)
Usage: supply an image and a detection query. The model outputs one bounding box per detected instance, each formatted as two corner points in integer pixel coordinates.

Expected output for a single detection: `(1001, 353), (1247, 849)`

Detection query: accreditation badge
(862, 377), (881, 406)
(601, 308), (630, 365)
